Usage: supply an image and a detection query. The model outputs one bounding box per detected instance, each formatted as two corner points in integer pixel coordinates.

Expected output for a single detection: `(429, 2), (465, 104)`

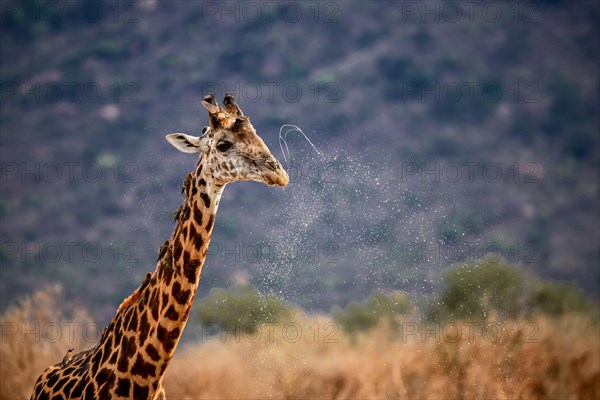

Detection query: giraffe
(30, 94), (289, 399)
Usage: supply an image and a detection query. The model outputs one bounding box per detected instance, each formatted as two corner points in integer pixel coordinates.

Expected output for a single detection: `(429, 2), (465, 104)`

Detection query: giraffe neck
(88, 158), (223, 396)
(152, 162), (223, 365)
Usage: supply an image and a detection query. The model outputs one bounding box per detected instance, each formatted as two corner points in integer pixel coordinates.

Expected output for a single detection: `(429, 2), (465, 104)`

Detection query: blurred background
(0, 0), (599, 397)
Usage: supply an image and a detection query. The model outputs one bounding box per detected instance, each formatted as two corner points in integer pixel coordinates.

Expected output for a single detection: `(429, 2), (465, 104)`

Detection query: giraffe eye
(216, 142), (233, 152)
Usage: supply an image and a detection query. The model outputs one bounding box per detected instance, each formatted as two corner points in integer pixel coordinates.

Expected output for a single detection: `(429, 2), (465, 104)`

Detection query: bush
(530, 281), (591, 316)
(332, 291), (410, 333)
(431, 258), (595, 321)
(197, 285), (293, 333)
(435, 260), (524, 320)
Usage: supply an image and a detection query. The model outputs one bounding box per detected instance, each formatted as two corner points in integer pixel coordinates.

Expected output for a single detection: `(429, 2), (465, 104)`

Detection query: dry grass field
(163, 315), (599, 399)
(1, 287), (598, 399)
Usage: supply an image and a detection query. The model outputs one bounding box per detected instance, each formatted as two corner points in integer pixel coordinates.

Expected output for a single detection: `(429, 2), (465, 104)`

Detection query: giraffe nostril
(266, 161), (278, 172)
(259, 154), (279, 172)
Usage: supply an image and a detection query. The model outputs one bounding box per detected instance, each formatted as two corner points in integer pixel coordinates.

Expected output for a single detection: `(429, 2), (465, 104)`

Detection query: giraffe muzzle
(265, 166), (289, 186)
(261, 158), (289, 186)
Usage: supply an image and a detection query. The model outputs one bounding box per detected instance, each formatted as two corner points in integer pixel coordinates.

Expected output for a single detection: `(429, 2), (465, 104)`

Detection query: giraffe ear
(166, 133), (209, 154)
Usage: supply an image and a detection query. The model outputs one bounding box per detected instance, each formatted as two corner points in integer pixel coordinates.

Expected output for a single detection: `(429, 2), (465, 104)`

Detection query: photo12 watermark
(399, 81), (539, 104)
(1, 321), (102, 345)
(199, 321), (340, 344)
(199, 81), (343, 104)
(1, 161), (139, 184)
(398, 240), (541, 265)
(0, 241), (140, 265)
(399, 1), (539, 24)
(199, 1), (339, 23)
(0, 81), (140, 104)
(397, 161), (543, 184)
(399, 320), (539, 344)
(0, 1), (140, 26)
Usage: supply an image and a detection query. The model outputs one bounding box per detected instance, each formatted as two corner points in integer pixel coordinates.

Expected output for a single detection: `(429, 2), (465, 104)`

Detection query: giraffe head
(166, 94), (288, 187)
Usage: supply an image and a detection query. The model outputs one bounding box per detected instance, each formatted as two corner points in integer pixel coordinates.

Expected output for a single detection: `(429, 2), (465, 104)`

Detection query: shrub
(197, 285), (293, 334)
(435, 260), (524, 320)
(332, 291), (410, 333)
(530, 281), (591, 316)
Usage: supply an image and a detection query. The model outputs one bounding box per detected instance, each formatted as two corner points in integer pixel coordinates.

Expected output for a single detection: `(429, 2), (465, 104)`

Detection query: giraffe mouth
(263, 169), (289, 186)
(258, 156), (289, 186)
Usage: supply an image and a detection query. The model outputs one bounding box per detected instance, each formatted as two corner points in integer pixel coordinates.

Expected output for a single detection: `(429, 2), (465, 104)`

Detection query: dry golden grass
(1, 288), (598, 399)
(163, 314), (600, 399)
(0, 286), (94, 400)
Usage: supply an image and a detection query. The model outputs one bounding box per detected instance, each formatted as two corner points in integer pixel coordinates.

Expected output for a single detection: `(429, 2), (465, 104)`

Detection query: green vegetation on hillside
(1, 1), (598, 317)
(197, 285), (293, 333)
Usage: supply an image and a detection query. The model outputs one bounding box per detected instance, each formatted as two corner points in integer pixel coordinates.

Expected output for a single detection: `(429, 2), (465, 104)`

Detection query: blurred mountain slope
(1, 1), (598, 320)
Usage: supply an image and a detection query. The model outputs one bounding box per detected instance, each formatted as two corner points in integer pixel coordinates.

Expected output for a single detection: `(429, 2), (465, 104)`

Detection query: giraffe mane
(116, 272), (152, 314)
